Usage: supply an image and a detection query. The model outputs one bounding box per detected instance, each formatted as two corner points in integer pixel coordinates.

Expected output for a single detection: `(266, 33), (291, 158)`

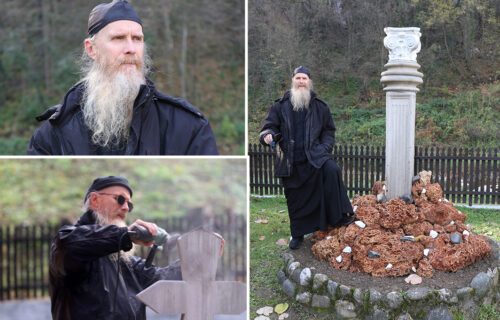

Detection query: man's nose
(123, 38), (137, 55)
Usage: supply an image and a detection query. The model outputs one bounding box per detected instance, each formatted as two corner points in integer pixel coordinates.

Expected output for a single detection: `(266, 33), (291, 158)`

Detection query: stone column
(380, 27), (423, 199)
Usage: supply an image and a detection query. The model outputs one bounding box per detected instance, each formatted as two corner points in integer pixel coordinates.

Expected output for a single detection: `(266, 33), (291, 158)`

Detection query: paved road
(0, 300), (247, 320)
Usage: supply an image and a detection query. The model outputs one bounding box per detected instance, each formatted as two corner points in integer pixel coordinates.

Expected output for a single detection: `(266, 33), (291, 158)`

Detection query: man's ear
(88, 192), (100, 210)
(84, 38), (97, 60)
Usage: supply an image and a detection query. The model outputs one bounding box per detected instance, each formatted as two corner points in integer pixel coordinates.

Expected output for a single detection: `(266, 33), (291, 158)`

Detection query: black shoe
(289, 236), (304, 250)
(340, 215), (355, 226)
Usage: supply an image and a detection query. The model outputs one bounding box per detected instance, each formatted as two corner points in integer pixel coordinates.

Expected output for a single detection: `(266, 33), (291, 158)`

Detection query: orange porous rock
(425, 183), (443, 203)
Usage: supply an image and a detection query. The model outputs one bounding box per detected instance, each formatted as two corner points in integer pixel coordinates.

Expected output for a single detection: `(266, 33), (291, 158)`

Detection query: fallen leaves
(274, 303), (288, 314)
(255, 304), (289, 320)
(276, 238), (288, 246)
(254, 218), (269, 224)
(259, 236), (266, 241)
(256, 306), (273, 316)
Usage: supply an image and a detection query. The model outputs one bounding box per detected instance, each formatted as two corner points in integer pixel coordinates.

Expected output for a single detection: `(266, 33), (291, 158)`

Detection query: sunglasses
(97, 193), (134, 212)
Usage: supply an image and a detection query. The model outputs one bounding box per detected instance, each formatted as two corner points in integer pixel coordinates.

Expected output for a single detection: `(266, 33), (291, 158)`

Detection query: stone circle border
(278, 238), (500, 319)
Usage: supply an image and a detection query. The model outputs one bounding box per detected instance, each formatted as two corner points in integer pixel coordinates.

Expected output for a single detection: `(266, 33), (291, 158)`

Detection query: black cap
(85, 176), (133, 201)
(293, 66), (311, 78)
(88, 0), (142, 36)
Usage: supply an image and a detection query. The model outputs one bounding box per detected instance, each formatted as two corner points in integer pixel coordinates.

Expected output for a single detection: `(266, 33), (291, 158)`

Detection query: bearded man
(49, 176), (181, 319)
(260, 66), (355, 250)
(28, 0), (217, 155)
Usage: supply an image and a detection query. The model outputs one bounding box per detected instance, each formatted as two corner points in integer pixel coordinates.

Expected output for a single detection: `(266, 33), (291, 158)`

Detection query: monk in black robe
(259, 66), (354, 249)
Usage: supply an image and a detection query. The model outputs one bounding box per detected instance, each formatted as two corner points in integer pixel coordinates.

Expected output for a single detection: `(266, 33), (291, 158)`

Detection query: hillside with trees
(249, 0), (499, 148)
(0, 159), (246, 225)
(0, 0), (244, 154)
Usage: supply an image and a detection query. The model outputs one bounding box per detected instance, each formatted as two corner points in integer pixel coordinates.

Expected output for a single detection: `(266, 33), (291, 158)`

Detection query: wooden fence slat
(248, 144), (499, 205)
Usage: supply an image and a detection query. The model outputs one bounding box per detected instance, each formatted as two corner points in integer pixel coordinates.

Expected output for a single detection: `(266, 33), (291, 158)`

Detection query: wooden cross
(136, 227), (246, 320)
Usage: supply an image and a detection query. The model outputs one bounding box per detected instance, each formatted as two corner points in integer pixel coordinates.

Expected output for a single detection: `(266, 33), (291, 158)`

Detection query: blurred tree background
(249, 0), (499, 148)
(0, 158), (247, 225)
(0, 0), (244, 155)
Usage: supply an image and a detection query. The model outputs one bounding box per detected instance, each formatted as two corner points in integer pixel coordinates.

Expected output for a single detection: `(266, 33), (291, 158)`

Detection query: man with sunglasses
(49, 176), (182, 320)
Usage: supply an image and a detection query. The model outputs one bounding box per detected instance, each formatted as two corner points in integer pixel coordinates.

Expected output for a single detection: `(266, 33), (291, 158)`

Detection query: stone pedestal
(380, 27), (423, 199)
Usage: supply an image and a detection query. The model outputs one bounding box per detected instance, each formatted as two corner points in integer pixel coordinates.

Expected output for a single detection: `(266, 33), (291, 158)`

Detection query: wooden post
(380, 27), (423, 199)
(136, 228), (246, 320)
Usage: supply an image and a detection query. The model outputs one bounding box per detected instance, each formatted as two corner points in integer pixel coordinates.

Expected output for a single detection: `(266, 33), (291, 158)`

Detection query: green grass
(250, 196), (500, 319)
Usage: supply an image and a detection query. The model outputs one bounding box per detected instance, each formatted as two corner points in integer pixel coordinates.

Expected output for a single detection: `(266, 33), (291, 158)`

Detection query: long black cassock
(260, 91), (353, 238)
(282, 108), (353, 237)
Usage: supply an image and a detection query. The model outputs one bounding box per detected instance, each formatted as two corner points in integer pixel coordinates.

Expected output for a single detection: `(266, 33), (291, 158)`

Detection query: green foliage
(0, 159), (247, 225)
(248, 0), (500, 149)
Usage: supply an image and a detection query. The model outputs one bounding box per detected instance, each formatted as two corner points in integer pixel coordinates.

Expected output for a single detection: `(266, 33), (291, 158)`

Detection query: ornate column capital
(384, 27), (421, 62)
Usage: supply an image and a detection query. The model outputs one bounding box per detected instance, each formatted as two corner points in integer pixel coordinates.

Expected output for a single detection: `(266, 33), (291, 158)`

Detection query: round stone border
(278, 238), (500, 320)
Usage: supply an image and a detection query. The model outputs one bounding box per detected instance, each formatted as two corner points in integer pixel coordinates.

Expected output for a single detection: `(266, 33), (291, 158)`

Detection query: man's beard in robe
(290, 82), (312, 112)
(93, 210), (136, 264)
(80, 47), (151, 148)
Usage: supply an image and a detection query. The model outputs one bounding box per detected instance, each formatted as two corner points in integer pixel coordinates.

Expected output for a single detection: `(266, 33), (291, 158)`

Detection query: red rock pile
(311, 171), (491, 278)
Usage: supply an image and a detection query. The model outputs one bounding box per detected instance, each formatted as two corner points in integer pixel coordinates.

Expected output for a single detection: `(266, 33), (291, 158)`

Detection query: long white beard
(290, 86), (311, 112)
(93, 210), (136, 264)
(80, 55), (146, 148)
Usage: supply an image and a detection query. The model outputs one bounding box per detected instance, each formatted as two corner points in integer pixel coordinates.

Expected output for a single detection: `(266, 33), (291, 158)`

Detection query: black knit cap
(85, 176), (133, 201)
(293, 66), (311, 78)
(88, 0), (142, 36)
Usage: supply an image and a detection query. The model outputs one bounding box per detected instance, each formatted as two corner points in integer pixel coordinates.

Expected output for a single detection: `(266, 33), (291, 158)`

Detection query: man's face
(91, 185), (132, 224)
(292, 73), (310, 90)
(86, 20), (144, 76)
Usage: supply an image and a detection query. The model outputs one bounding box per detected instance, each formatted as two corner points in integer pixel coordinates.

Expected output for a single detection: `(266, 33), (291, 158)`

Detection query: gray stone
(450, 233), (463, 244)
(470, 272), (493, 297)
(287, 261), (300, 276)
(368, 250), (381, 258)
(277, 269), (286, 285)
(456, 287), (474, 300)
(313, 273), (328, 290)
(385, 291), (404, 309)
(283, 252), (294, 266)
(339, 285), (352, 298)
(290, 268), (301, 283)
(399, 194), (414, 204)
(366, 307), (390, 320)
(299, 267), (312, 286)
(282, 279), (295, 297)
(424, 307), (453, 320)
(406, 287), (430, 301)
(327, 280), (339, 297)
(436, 288), (457, 304)
(487, 267), (498, 287)
(369, 288), (383, 304)
(311, 294), (331, 308)
(412, 175), (420, 185)
(335, 300), (357, 319)
(353, 288), (365, 305)
(400, 235), (414, 242)
(460, 299), (479, 319)
(296, 292), (312, 304)
(396, 314), (413, 320)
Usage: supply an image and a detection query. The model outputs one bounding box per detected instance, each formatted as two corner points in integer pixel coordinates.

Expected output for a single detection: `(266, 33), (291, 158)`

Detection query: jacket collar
(75, 210), (97, 226)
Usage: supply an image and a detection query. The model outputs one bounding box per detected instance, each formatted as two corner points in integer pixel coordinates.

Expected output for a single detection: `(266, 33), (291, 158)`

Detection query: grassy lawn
(249, 196), (500, 320)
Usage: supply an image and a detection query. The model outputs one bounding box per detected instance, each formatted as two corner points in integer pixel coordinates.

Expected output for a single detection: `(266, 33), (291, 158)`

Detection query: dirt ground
(290, 237), (499, 294)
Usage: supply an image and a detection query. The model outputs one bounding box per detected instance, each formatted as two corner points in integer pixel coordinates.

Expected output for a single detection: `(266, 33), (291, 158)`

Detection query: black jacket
(49, 211), (182, 320)
(27, 79), (218, 155)
(259, 91), (336, 177)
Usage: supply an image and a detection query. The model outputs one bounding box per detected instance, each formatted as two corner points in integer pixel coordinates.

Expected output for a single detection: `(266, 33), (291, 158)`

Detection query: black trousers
(283, 159), (353, 237)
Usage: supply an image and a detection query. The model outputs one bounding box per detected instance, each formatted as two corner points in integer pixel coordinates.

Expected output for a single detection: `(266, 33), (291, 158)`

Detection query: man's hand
(264, 134), (273, 145)
(213, 232), (225, 257)
(128, 219), (158, 247)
